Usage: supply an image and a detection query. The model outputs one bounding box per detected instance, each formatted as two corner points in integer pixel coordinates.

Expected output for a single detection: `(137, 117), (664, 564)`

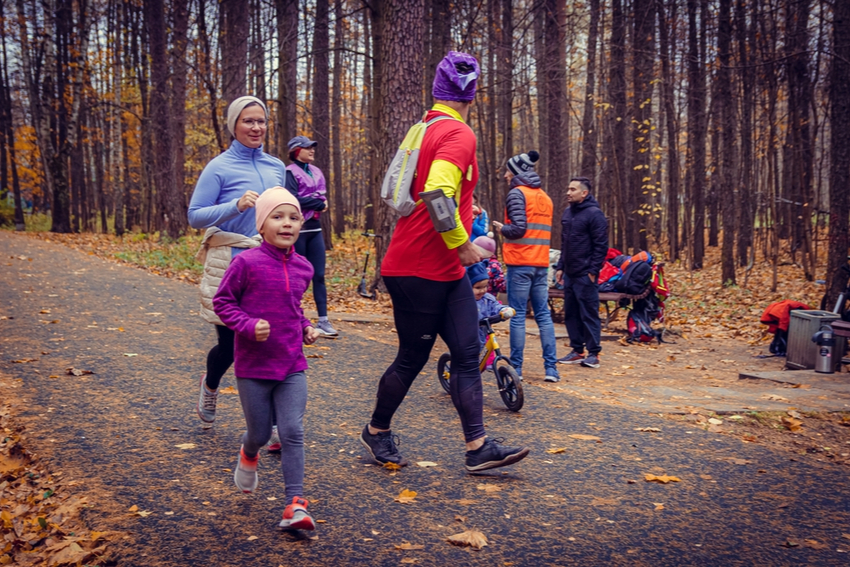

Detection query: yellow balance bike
(437, 308), (524, 412)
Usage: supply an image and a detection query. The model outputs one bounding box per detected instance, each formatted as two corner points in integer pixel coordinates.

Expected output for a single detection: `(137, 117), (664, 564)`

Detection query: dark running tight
(370, 276), (485, 443)
(205, 324), (234, 390)
(294, 230), (327, 317)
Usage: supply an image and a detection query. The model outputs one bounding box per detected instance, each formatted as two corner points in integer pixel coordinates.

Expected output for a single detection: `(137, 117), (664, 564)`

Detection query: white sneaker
(315, 320), (339, 337)
(234, 446), (259, 493)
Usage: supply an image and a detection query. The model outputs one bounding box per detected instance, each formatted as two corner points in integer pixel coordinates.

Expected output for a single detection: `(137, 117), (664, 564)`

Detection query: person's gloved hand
(500, 306), (516, 320)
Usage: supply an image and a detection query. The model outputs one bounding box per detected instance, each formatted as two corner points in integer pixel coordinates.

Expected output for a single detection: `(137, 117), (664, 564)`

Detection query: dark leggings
(370, 276), (485, 443)
(205, 324), (234, 390)
(294, 230), (327, 317)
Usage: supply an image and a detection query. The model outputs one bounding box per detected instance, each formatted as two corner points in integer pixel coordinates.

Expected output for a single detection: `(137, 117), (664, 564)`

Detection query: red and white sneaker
(267, 425), (281, 453)
(233, 446), (259, 493)
(279, 497), (315, 530)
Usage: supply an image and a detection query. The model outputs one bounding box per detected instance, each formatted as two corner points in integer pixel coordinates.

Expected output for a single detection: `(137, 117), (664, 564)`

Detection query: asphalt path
(1, 230), (849, 566)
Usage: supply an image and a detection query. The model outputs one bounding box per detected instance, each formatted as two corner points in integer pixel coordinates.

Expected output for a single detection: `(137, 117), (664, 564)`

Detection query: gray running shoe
(196, 374), (218, 428)
(465, 438), (530, 472)
(360, 425), (409, 466)
(315, 320), (339, 337)
(581, 354), (601, 368)
(234, 446), (259, 493)
(558, 350), (585, 364)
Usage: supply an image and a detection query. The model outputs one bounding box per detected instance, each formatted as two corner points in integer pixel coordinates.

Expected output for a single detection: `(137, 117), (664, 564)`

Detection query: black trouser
(294, 230), (327, 317)
(205, 324), (234, 390)
(370, 276), (485, 443)
(563, 273), (602, 355)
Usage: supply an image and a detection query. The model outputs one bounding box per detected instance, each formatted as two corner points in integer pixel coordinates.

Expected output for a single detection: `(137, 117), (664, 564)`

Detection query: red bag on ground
(759, 300), (811, 334)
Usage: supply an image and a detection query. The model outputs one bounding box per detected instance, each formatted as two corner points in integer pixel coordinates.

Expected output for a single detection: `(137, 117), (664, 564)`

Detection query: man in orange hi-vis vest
(492, 151), (561, 383)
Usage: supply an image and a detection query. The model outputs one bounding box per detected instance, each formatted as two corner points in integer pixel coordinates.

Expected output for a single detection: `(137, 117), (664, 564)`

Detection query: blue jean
(506, 265), (558, 375)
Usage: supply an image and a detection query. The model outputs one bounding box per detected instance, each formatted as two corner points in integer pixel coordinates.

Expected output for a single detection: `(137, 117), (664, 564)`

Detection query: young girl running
(213, 187), (320, 531)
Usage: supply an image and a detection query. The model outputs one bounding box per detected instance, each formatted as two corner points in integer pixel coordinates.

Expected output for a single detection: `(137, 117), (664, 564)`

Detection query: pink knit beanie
(473, 235), (496, 255)
(255, 187), (302, 232)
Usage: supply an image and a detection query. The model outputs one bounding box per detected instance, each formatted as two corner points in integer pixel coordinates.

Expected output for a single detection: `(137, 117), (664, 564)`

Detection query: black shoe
(465, 438), (530, 472)
(360, 425), (409, 466)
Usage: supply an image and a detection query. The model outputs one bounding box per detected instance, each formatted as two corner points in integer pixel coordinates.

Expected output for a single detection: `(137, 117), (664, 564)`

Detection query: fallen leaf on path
(174, 443), (196, 450)
(47, 541), (88, 566)
(394, 542), (425, 550)
(456, 499), (477, 505)
(786, 410), (802, 419)
(645, 474), (681, 484)
(219, 386), (238, 395)
(708, 418), (723, 425)
(415, 461), (438, 467)
(401, 559), (418, 564)
(477, 484), (502, 493)
(804, 539), (828, 549)
(842, 534), (850, 541)
(782, 417), (803, 432)
(635, 427), (661, 432)
(791, 384), (811, 389)
(247, 536), (258, 541)
(164, 512), (174, 516)
(383, 462), (403, 471)
(569, 434), (601, 441)
(306, 354), (324, 359)
(11, 358), (38, 363)
(394, 489), (417, 504)
(65, 367), (93, 376)
(123, 353), (138, 357)
(447, 530), (488, 550)
(653, 502), (665, 510)
(545, 447), (567, 454)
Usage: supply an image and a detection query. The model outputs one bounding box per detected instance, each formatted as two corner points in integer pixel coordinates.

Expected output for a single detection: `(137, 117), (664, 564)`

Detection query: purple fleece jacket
(213, 240), (314, 380)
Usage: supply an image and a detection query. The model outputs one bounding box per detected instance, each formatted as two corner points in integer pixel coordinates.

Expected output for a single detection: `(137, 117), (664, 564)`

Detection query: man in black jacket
(554, 177), (608, 368)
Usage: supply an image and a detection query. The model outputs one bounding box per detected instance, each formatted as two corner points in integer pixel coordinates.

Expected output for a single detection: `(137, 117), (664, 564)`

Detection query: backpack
(627, 295), (667, 344)
(381, 115), (454, 216)
(650, 263), (669, 300)
(615, 260), (652, 295)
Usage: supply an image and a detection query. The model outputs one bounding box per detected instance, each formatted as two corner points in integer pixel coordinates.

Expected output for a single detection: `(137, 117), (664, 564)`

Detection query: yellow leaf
(782, 416), (803, 432)
(394, 489), (417, 504)
(476, 484), (503, 493)
(569, 434), (601, 441)
(383, 462), (403, 471)
(545, 447), (567, 454)
(395, 542), (425, 550)
(446, 529), (488, 550)
(128, 505), (139, 513)
(174, 443), (196, 450)
(247, 535), (259, 541)
(219, 386), (238, 395)
(653, 502), (665, 511)
(415, 461), (438, 467)
(634, 427), (661, 432)
(644, 474), (681, 484)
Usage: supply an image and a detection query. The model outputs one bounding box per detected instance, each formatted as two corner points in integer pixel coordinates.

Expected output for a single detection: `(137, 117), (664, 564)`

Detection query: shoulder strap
(425, 115), (454, 127)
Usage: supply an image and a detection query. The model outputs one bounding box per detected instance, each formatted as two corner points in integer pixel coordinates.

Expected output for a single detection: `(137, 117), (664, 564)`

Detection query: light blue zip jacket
(188, 140), (288, 254)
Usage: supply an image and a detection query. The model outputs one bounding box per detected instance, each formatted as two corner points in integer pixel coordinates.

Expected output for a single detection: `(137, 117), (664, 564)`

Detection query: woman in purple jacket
(286, 136), (337, 337)
(214, 187), (321, 531)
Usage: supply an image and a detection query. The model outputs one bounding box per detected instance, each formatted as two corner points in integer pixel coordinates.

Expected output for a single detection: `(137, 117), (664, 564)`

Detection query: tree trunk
(198, 0), (224, 152)
(579, 0), (600, 179)
(312, 0), (332, 249)
(143, 0), (184, 237)
(630, 0), (654, 251)
(366, 0), (384, 233)
(826, 0), (850, 305)
(276, 0), (298, 152)
(330, 0), (345, 237)
(657, 0), (679, 261)
(0, 1), (23, 230)
(533, 3), (548, 191)
(718, 0), (736, 285)
(220, 0), (249, 109)
(610, 0), (628, 251)
(544, 0), (565, 250)
(371, 0), (424, 290)
(171, 0), (189, 208)
(687, 0), (707, 269)
(735, 0), (753, 268)
(500, 0), (513, 161)
(425, 0), (450, 107)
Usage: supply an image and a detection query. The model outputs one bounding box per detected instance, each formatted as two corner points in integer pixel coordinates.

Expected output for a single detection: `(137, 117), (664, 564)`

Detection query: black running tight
(370, 276), (485, 443)
(205, 324), (234, 390)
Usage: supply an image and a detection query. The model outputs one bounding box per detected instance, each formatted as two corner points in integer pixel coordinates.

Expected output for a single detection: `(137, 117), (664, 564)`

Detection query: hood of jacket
(510, 170), (541, 189)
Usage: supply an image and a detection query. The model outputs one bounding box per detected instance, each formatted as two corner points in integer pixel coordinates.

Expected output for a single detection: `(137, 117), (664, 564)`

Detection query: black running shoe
(465, 438), (530, 472)
(360, 425), (409, 466)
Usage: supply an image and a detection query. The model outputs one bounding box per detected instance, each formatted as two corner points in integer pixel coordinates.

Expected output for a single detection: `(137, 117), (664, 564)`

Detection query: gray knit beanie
(226, 96), (268, 136)
(507, 150), (540, 175)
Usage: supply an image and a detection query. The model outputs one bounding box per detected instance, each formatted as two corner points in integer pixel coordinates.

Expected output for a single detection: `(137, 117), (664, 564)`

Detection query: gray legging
(236, 373), (307, 500)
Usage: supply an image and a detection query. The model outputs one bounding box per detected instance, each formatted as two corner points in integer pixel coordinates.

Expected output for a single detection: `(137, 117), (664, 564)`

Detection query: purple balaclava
(432, 51), (480, 102)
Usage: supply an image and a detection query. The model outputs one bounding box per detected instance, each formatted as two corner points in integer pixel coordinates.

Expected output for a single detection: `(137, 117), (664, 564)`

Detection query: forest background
(0, 0), (849, 305)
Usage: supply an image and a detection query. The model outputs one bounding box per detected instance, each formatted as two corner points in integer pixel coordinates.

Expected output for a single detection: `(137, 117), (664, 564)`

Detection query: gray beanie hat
(226, 96), (268, 136)
(507, 150), (540, 175)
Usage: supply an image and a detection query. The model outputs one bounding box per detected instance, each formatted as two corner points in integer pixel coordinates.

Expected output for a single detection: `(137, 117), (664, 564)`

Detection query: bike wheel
(495, 363), (524, 412)
(437, 353), (452, 394)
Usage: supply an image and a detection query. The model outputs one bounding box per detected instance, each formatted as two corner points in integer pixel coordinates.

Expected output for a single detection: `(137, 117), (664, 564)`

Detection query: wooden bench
(548, 286), (652, 327)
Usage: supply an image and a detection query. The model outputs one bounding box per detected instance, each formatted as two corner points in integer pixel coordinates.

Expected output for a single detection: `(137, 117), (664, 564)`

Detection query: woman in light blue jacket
(188, 95), (297, 431)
